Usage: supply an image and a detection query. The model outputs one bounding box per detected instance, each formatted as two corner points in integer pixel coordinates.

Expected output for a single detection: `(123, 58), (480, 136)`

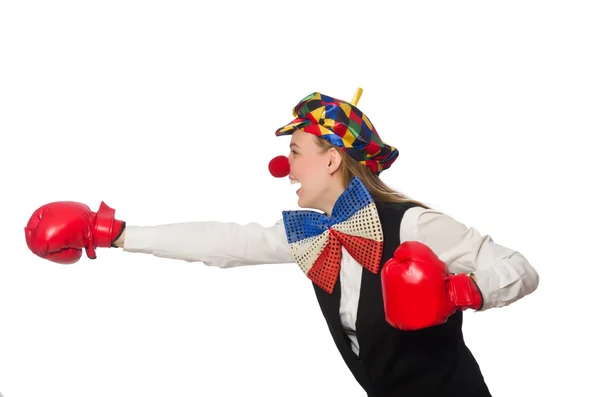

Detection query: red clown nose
(269, 155), (290, 178)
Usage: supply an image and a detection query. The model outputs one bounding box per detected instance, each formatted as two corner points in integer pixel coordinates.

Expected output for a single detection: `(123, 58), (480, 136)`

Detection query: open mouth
(290, 178), (302, 194)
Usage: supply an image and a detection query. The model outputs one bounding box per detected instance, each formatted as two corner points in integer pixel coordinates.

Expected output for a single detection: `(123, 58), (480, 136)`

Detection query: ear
(327, 147), (342, 174)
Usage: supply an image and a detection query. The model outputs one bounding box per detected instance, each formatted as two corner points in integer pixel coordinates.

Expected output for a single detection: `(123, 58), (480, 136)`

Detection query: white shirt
(122, 206), (539, 355)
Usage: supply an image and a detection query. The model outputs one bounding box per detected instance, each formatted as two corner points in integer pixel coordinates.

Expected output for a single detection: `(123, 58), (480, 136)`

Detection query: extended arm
(118, 219), (295, 268)
(25, 200), (294, 268)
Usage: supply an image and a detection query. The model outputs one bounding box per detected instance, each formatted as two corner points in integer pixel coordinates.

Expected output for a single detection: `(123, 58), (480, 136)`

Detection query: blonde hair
(313, 135), (431, 209)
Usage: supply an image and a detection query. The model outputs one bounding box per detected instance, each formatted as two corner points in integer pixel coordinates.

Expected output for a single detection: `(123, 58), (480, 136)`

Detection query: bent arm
(114, 219), (294, 268)
(401, 207), (540, 311)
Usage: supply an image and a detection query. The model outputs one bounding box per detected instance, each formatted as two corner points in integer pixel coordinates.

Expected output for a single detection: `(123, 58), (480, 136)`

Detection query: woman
(24, 90), (539, 397)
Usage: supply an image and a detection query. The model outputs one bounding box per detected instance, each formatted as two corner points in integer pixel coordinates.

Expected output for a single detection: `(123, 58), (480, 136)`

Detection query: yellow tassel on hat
(351, 87), (363, 106)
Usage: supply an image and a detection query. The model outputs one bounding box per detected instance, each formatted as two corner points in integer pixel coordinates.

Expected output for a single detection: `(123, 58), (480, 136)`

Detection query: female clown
(24, 89), (539, 397)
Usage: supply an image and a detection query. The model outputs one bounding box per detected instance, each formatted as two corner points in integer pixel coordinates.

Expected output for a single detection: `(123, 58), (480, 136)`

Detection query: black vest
(312, 201), (492, 397)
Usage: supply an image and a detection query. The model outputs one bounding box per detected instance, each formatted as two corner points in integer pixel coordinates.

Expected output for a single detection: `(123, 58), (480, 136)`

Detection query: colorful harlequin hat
(274, 88), (399, 174)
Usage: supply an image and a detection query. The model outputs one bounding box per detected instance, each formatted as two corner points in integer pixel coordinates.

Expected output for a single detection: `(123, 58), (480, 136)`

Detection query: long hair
(313, 135), (431, 209)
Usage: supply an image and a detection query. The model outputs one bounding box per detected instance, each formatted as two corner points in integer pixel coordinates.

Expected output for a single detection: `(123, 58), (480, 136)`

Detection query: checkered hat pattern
(275, 92), (398, 174)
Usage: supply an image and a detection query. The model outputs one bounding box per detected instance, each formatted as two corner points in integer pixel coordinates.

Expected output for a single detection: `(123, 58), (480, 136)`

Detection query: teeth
(290, 179), (299, 185)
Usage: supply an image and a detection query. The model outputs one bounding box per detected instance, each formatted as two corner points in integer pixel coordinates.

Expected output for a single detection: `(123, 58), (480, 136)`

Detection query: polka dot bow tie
(281, 176), (384, 294)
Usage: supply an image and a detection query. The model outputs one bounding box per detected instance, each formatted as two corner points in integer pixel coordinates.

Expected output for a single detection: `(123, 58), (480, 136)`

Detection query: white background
(1, 1), (599, 396)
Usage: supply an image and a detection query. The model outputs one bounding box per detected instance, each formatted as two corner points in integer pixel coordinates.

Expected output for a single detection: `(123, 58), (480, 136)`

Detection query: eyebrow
(290, 143), (300, 149)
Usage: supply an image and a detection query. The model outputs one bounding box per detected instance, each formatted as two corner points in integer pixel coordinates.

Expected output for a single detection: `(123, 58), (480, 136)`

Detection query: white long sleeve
(122, 219), (295, 268)
(399, 207), (540, 311)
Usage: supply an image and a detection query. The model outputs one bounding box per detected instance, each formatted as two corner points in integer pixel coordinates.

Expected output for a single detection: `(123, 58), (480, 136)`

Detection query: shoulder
(374, 200), (428, 235)
(400, 206), (473, 248)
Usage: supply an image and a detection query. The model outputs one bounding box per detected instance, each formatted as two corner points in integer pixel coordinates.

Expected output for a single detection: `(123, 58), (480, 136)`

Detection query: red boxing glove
(24, 201), (125, 264)
(381, 241), (483, 331)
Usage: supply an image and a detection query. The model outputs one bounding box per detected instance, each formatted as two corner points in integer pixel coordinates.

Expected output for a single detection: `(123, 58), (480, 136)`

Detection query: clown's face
(287, 129), (344, 215)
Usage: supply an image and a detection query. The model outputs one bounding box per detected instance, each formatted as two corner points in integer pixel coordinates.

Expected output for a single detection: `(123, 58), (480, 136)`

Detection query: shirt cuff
(122, 226), (157, 253)
(471, 267), (500, 311)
